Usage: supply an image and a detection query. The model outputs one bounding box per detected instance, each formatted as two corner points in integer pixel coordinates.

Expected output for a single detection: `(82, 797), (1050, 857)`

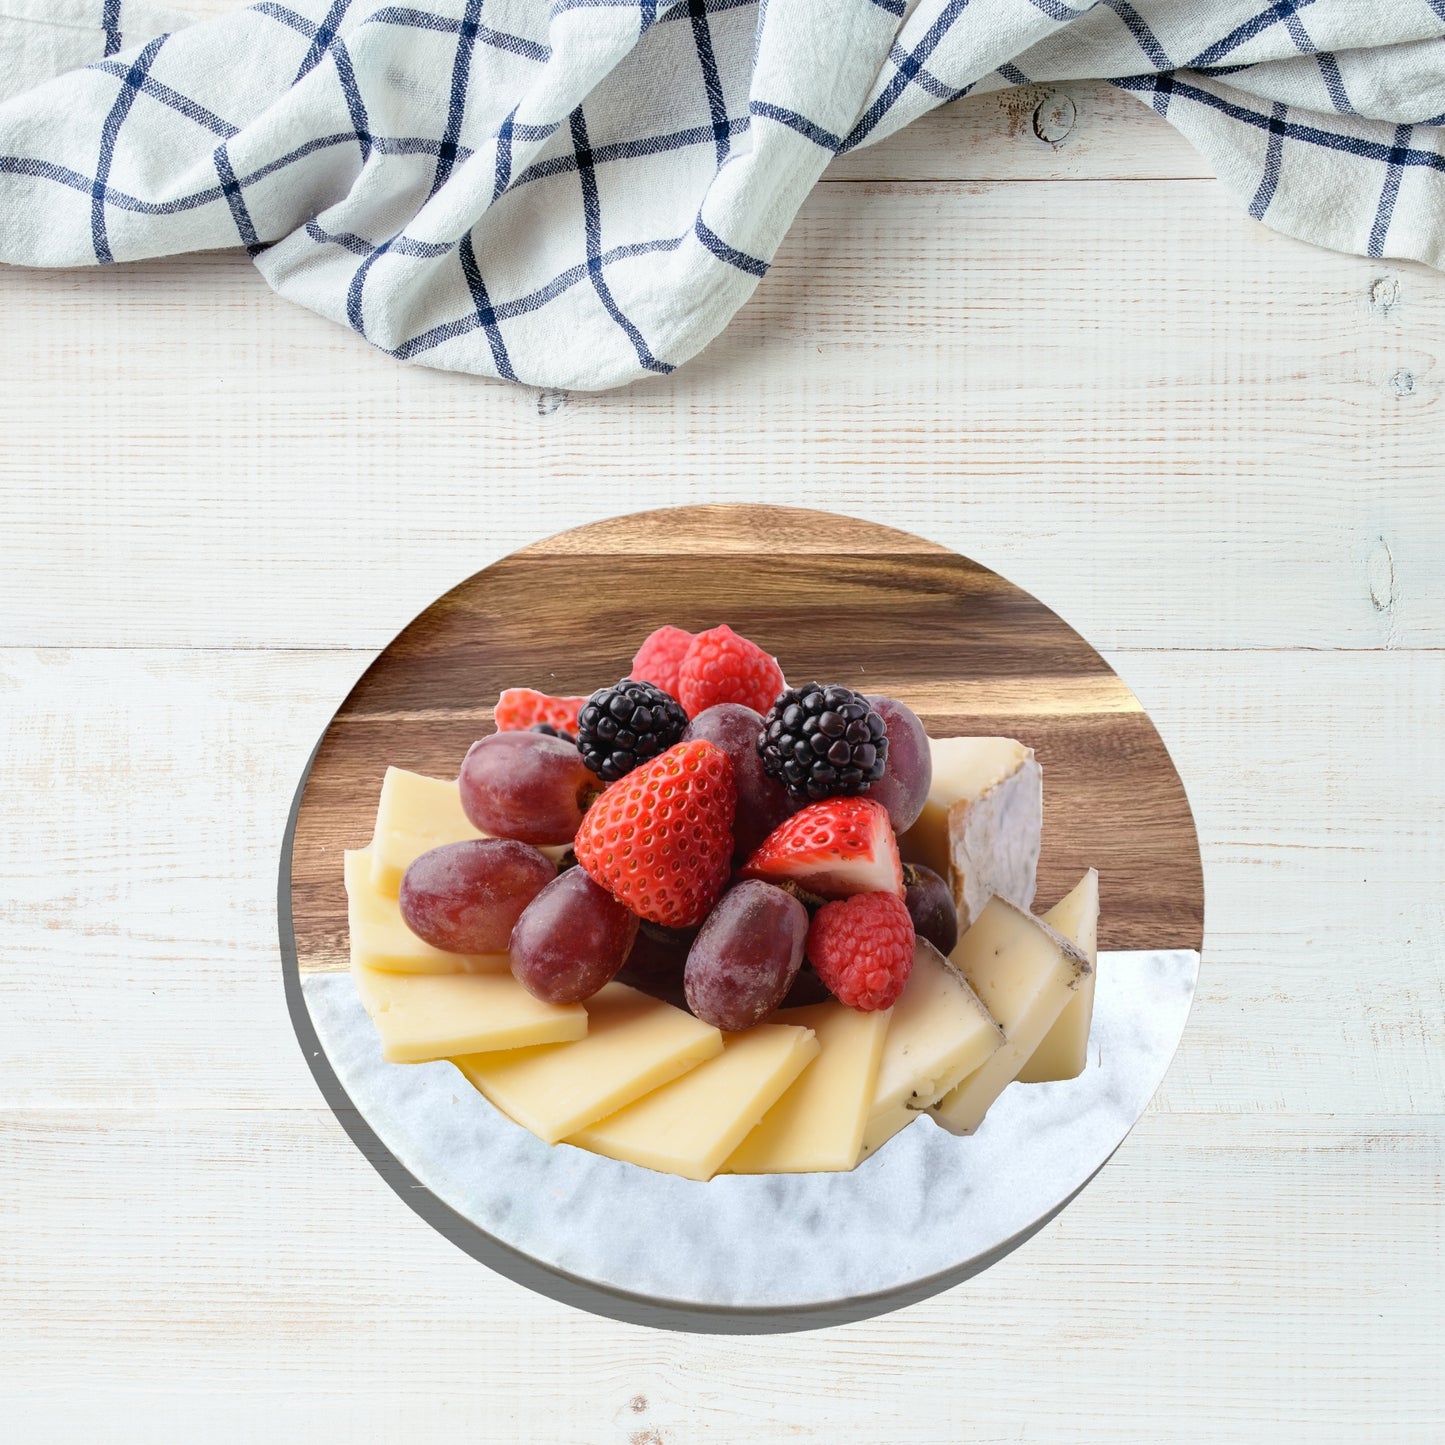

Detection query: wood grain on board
(289, 506), (1204, 970)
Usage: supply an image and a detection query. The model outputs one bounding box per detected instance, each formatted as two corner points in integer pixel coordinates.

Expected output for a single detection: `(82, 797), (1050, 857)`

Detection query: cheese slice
(344, 848), (509, 974)
(368, 767), (483, 895)
(568, 1025), (820, 1182)
(898, 737), (1042, 931)
(1018, 868), (1099, 1083)
(453, 983), (723, 1144)
(931, 897), (1089, 1135)
(351, 960), (586, 1064)
(724, 1002), (891, 1174)
(860, 938), (1005, 1157)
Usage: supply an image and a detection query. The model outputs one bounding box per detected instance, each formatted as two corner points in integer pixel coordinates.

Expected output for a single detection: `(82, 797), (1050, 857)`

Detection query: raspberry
(494, 688), (586, 735)
(677, 624), (784, 718)
(806, 891), (915, 1012)
(574, 740), (736, 928)
(630, 625), (694, 698)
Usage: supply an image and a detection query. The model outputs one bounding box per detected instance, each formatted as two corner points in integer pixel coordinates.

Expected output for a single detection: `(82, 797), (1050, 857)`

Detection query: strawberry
(676, 624), (784, 718)
(494, 688), (587, 735)
(630, 625), (694, 698)
(740, 797), (903, 899)
(807, 892), (915, 1011)
(574, 740), (736, 928)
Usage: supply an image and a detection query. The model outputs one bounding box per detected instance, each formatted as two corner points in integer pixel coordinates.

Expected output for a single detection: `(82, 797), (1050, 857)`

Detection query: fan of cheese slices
(343, 737), (1099, 1181)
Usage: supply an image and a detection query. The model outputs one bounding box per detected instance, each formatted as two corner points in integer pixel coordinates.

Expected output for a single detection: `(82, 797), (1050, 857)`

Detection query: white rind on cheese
(350, 959), (587, 1064)
(1018, 868), (1100, 1083)
(453, 983), (723, 1144)
(345, 849), (508, 975)
(899, 737), (1043, 930)
(860, 939), (1005, 1157)
(567, 1025), (820, 1182)
(724, 1002), (891, 1174)
(930, 897), (1089, 1136)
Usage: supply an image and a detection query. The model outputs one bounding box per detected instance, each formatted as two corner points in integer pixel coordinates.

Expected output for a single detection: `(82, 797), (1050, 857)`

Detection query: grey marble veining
(302, 950), (1198, 1310)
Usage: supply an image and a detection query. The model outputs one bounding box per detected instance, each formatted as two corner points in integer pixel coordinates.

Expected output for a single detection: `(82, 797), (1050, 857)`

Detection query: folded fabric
(2, 0), (1442, 389)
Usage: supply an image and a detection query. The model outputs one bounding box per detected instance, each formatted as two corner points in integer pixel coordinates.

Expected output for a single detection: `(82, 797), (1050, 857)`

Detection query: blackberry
(576, 679), (688, 782)
(529, 722), (575, 744)
(758, 682), (888, 802)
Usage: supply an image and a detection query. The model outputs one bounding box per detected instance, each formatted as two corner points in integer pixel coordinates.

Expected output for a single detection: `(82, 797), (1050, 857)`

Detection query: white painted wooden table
(3, 5), (1442, 1438)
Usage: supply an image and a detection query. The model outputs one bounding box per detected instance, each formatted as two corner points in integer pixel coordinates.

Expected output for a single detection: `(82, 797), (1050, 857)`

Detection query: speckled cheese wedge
(567, 1025), (821, 1182)
(453, 983), (723, 1145)
(1017, 869), (1100, 1083)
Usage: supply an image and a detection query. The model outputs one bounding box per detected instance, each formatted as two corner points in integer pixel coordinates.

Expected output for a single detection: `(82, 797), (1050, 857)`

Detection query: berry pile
(398, 622), (949, 1031)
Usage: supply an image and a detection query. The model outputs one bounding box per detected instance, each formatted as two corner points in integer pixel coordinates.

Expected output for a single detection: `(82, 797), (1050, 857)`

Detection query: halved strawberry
(493, 688), (587, 735)
(740, 797), (903, 899)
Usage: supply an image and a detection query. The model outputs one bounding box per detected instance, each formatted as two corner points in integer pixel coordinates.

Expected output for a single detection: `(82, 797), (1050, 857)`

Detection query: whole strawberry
(677, 624), (784, 718)
(630, 625), (694, 698)
(494, 688), (587, 736)
(808, 892), (915, 1012)
(574, 739), (736, 928)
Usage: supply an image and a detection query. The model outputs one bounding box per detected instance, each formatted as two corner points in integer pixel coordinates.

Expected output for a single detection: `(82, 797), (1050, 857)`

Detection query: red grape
(400, 838), (555, 954)
(615, 921), (696, 1011)
(903, 862), (958, 956)
(684, 880), (808, 1031)
(683, 702), (795, 859)
(459, 730), (597, 845)
(864, 695), (932, 833)
(509, 866), (640, 1004)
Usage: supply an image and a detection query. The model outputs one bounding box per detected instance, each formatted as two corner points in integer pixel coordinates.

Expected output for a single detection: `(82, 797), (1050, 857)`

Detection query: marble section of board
(302, 949), (1198, 1311)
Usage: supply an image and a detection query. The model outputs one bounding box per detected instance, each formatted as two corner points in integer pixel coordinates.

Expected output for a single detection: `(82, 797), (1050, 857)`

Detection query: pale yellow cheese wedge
(898, 737), (1042, 930)
(351, 960), (586, 1064)
(1018, 869), (1100, 1083)
(344, 849), (508, 975)
(724, 1002), (891, 1174)
(931, 897), (1089, 1135)
(860, 939), (1005, 1157)
(453, 983), (722, 1144)
(368, 767), (483, 895)
(568, 1025), (820, 1182)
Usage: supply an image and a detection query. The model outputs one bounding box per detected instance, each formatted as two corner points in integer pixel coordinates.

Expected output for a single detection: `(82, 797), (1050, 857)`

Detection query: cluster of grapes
(396, 657), (950, 1031)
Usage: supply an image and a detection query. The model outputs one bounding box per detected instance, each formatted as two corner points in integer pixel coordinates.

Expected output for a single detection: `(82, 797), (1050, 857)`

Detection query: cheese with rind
(931, 897), (1089, 1135)
(568, 1025), (820, 1182)
(345, 848), (507, 974)
(724, 1002), (891, 1174)
(350, 959), (586, 1064)
(1018, 869), (1099, 1083)
(453, 983), (723, 1144)
(860, 938), (1005, 1157)
(899, 737), (1042, 930)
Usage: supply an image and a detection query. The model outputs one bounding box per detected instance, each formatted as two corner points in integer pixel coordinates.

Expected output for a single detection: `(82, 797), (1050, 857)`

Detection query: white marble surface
(301, 949), (1199, 1311)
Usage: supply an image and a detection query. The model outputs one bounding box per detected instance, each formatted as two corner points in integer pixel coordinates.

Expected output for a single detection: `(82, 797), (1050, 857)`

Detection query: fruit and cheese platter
(282, 505), (1203, 1318)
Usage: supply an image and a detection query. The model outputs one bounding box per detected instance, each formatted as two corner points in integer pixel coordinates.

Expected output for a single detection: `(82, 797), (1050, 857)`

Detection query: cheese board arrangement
(282, 505), (1203, 1319)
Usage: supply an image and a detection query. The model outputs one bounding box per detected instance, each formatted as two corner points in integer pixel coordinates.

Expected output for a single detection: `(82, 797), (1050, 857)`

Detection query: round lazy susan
(280, 505), (1203, 1331)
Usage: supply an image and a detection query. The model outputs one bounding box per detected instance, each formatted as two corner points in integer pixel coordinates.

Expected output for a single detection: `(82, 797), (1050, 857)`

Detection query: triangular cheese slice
(1018, 869), (1099, 1083)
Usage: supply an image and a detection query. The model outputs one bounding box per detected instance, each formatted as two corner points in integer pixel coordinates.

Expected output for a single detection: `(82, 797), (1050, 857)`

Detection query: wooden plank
(0, 1108), (1438, 1442)
(3, 644), (1439, 1115)
(2, 178), (1440, 651)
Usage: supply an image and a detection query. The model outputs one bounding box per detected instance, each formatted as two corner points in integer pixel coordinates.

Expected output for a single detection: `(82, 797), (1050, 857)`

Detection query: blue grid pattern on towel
(2, 0), (1443, 386)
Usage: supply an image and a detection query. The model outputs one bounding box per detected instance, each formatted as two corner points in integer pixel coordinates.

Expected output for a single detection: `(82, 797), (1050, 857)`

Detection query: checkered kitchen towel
(2, 2), (1443, 388)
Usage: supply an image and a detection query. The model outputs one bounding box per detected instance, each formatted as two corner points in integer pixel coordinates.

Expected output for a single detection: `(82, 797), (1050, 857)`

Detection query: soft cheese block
(345, 849), (508, 975)
(1018, 868), (1100, 1083)
(931, 897), (1089, 1135)
(899, 737), (1042, 930)
(568, 1025), (820, 1182)
(351, 960), (587, 1064)
(368, 767), (484, 895)
(861, 938), (1005, 1157)
(724, 1002), (891, 1174)
(453, 983), (723, 1144)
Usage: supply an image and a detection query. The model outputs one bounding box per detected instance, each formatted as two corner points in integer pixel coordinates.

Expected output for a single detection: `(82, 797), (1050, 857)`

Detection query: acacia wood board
(288, 505), (1204, 972)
